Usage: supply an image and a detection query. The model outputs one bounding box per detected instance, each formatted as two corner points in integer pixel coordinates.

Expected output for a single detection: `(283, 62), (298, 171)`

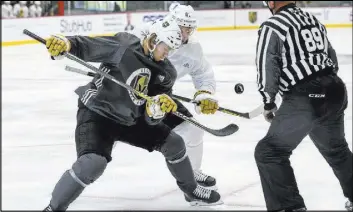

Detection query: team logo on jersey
(325, 58), (334, 67)
(157, 75), (165, 82)
(162, 21), (170, 28)
(126, 68), (151, 105)
(248, 11), (257, 24)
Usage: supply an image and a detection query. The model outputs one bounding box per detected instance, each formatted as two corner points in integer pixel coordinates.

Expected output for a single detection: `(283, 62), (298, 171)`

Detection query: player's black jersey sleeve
(67, 35), (126, 64)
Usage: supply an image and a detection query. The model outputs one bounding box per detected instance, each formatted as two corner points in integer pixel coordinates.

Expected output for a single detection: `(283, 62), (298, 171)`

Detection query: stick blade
(205, 123), (239, 137)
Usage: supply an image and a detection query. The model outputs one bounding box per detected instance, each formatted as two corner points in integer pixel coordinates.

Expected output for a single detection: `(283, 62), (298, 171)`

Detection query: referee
(254, 1), (352, 211)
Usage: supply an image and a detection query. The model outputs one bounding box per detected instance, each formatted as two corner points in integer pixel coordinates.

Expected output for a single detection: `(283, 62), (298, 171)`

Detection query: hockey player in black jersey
(42, 19), (222, 211)
(255, 1), (352, 211)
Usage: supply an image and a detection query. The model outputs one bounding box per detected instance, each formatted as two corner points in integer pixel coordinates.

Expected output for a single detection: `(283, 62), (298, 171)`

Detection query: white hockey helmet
(168, 2), (197, 29)
(4, 1), (11, 4)
(148, 18), (182, 50)
(34, 1), (41, 6)
(19, 1), (27, 5)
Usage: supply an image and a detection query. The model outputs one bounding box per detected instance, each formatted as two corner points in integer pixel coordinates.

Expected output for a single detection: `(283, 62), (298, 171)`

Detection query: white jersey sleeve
(189, 42), (216, 94)
(14, 5), (29, 18)
(2, 4), (14, 18)
(22, 6), (29, 18)
(29, 5), (36, 17)
(13, 4), (19, 15)
(168, 38), (216, 94)
(36, 6), (42, 17)
(29, 5), (42, 17)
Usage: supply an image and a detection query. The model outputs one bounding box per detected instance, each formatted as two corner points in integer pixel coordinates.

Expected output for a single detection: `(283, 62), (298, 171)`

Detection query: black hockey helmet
(262, 1), (275, 15)
(263, 1), (296, 15)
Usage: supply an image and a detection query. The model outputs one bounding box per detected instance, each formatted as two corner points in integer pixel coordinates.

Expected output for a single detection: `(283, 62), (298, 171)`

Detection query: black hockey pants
(254, 71), (352, 211)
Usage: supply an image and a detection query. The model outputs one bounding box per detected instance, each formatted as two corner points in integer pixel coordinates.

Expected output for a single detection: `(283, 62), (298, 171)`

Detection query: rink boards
(2, 7), (352, 46)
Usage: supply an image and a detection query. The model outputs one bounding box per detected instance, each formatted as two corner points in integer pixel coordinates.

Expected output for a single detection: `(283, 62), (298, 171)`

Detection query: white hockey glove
(146, 94), (177, 119)
(263, 102), (278, 123)
(46, 34), (71, 60)
(193, 90), (219, 115)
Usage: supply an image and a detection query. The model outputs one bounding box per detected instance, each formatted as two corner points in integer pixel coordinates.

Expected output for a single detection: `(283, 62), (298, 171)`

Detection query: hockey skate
(278, 207), (306, 212)
(293, 207), (306, 211)
(43, 204), (53, 211)
(194, 170), (217, 190)
(346, 200), (352, 211)
(184, 184), (223, 206)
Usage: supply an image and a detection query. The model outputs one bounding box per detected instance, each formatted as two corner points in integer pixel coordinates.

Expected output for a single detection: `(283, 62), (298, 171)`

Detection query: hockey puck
(234, 83), (244, 94)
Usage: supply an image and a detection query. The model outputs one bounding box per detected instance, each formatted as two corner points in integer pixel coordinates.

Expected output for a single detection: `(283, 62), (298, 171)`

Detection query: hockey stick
(171, 94), (264, 119)
(23, 29), (238, 137)
(64, 65), (265, 119)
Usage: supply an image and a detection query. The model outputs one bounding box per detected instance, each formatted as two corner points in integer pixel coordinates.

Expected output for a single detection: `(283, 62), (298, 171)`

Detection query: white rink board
(2, 7), (352, 45)
(234, 7), (353, 26)
(2, 13), (127, 43)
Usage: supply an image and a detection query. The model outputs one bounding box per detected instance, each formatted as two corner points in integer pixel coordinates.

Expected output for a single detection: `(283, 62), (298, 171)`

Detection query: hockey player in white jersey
(2, 1), (14, 18)
(131, 3), (219, 192)
(13, 1), (29, 18)
(29, 1), (42, 17)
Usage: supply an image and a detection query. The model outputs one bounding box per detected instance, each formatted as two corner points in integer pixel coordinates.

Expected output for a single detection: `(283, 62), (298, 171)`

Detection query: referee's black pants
(255, 70), (352, 211)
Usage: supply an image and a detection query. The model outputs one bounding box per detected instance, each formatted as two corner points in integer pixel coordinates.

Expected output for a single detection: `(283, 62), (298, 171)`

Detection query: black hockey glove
(263, 102), (277, 123)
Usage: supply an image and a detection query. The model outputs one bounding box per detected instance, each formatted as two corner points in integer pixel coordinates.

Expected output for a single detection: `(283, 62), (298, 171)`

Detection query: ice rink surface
(2, 28), (352, 210)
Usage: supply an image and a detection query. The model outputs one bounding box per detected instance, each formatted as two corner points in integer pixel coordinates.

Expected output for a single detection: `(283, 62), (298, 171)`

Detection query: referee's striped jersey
(256, 3), (338, 104)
